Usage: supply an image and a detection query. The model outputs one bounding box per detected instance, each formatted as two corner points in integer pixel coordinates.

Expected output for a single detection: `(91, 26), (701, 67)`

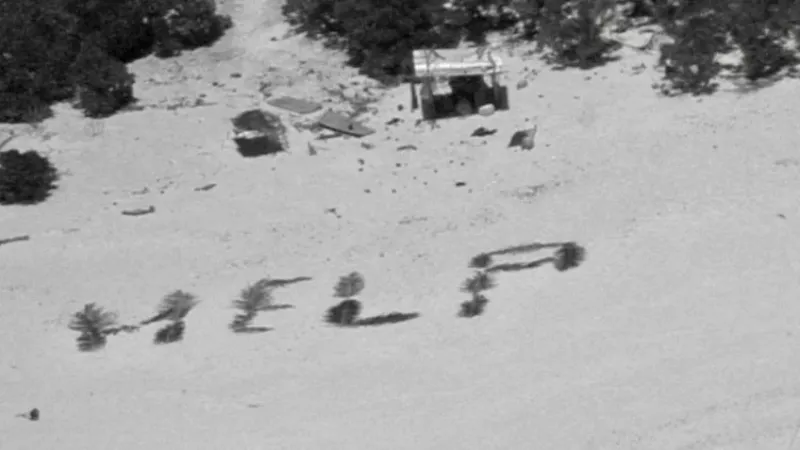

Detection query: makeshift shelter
(410, 47), (509, 120)
(231, 109), (288, 157)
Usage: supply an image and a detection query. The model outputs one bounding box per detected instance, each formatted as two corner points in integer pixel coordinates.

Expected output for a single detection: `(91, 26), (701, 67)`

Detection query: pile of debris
(231, 109), (289, 157)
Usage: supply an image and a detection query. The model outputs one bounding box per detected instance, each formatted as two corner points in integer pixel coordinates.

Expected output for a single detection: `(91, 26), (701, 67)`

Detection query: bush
(0, 149), (59, 205)
(1, 0), (232, 123)
(728, 1), (795, 81)
(69, 39), (136, 118)
(535, 0), (619, 68)
(152, 0), (233, 58)
(283, 0), (459, 79)
(656, 13), (727, 95)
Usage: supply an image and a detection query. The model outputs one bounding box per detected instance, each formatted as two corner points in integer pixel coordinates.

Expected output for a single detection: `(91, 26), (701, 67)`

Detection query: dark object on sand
(325, 299), (362, 326)
(553, 242), (585, 271)
(317, 110), (375, 137)
(121, 206), (155, 216)
(267, 96), (322, 114)
(231, 110), (288, 157)
(0, 235), (30, 247)
(471, 127), (497, 137)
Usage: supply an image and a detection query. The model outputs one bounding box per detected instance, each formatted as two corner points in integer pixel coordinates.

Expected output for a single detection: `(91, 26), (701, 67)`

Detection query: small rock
(230, 72), (242, 78)
(455, 182), (466, 187)
(478, 104), (495, 116)
(397, 145), (417, 151)
(361, 142), (375, 150)
(517, 80), (529, 90)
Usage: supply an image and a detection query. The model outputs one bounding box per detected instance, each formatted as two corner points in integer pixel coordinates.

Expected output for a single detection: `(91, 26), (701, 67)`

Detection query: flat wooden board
(317, 110), (375, 137)
(267, 96), (322, 115)
(413, 48), (504, 78)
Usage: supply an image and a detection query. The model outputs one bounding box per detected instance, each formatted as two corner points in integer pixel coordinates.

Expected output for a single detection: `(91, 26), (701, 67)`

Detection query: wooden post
(410, 80), (419, 111)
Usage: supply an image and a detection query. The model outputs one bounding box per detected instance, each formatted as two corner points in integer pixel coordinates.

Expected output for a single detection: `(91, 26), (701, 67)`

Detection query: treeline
(0, 0), (232, 123)
(283, 0), (800, 93)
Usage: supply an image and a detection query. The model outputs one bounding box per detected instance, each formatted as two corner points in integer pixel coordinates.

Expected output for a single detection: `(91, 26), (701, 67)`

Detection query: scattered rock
(397, 145), (417, 151)
(455, 181), (467, 187)
(230, 72), (242, 78)
(360, 142), (375, 150)
(386, 117), (402, 125)
(517, 80), (529, 90)
(471, 127), (497, 137)
(121, 206), (156, 216)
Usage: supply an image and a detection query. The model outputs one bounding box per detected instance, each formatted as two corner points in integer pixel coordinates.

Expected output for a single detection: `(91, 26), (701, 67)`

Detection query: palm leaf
(68, 303), (118, 335)
(156, 290), (199, 322)
(232, 279), (274, 314)
(334, 272), (365, 298)
(461, 271), (495, 294)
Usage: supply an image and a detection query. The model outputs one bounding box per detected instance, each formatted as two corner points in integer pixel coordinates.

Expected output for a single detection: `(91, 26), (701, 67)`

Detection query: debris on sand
(121, 206), (156, 216)
(231, 109), (288, 157)
(508, 125), (538, 150)
(0, 235), (30, 247)
(194, 183), (216, 192)
(15, 408), (38, 421)
(471, 127), (497, 137)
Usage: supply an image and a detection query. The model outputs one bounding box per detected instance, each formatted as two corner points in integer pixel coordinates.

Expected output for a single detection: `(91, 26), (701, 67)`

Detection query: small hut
(231, 109), (288, 157)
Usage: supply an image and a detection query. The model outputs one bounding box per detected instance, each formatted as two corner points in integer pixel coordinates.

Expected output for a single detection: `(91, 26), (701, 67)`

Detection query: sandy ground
(3, 2), (800, 449)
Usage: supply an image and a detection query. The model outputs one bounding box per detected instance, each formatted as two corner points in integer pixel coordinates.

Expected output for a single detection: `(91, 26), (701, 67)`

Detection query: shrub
(0, 149), (59, 205)
(535, 0), (618, 68)
(70, 40), (136, 118)
(283, 0), (459, 79)
(553, 241), (585, 271)
(656, 11), (728, 95)
(1, 0), (232, 123)
(727, 1), (795, 81)
(152, 0), (233, 58)
(68, 303), (119, 351)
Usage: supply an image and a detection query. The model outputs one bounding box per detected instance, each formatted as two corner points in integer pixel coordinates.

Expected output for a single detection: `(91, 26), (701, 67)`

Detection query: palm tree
(68, 303), (118, 351)
(152, 290), (198, 344)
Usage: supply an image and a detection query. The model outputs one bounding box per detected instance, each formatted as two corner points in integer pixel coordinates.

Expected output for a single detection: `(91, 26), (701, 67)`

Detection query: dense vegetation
(283, 0), (800, 94)
(0, 0), (232, 123)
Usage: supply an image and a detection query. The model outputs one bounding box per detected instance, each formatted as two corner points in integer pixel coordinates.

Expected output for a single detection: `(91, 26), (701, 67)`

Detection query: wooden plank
(267, 96), (322, 115)
(317, 110), (375, 137)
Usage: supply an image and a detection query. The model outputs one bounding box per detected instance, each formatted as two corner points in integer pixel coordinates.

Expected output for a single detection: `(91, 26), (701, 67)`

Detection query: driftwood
(0, 235), (30, 247)
(121, 206), (155, 216)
